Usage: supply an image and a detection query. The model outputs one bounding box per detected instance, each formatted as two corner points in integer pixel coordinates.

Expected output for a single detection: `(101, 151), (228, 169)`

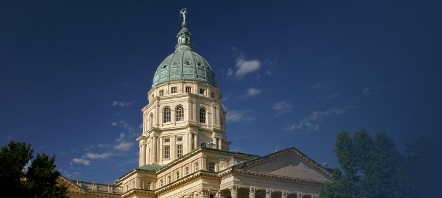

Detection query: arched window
(163, 107), (171, 123)
(149, 113), (153, 129)
(176, 106), (184, 121)
(199, 108), (206, 123)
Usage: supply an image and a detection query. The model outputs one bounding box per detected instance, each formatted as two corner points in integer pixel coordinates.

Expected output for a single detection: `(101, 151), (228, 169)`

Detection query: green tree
(320, 130), (412, 198)
(0, 141), (67, 198)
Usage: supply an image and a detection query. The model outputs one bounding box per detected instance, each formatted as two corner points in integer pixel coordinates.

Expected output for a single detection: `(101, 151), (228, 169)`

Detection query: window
(199, 108), (206, 123)
(185, 86), (192, 93)
(159, 90), (164, 96)
(171, 86), (177, 94)
(163, 107), (171, 123)
(195, 162), (199, 171)
(211, 92), (215, 98)
(185, 167), (189, 175)
(151, 94), (154, 98)
(176, 171), (180, 179)
(177, 137), (183, 141)
(144, 182), (150, 190)
(159, 180), (163, 187)
(176, 106), (184, 121)
(167, 176), (171, 184)
(164, 146), (170, 158)
(177, 145), (183, 158)
(208, 162), (215, 172)
(199, 88), (205, 95)
(164, 138), (170, 143)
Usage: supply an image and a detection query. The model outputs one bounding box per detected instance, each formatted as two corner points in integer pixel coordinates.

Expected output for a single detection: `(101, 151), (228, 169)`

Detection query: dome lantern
(151, 8), (217, 88)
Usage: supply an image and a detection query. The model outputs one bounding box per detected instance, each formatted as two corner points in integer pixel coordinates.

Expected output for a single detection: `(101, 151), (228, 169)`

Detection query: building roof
(151, 21), (217, 88)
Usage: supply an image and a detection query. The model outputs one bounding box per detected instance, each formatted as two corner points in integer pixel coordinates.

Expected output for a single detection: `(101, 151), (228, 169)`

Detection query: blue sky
(1, 1), (440, 184)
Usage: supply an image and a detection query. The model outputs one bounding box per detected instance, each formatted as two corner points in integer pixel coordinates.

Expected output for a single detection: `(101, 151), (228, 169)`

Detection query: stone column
(297, 192), (303, 198)
(171, 135), (176, 159)
(229, 186), (238, 198)
(155, 102), (160, 127)
(146, 146), (150, 164)
(152, 136), (157, 164)
(201, 189), (209, 198)
(266, 189), (273, 198)
(249, 187), (256, 198)
(140, 143), (146, 166)
(139, 143), (143, 166)
(218, 138), (222, 149)
(194, 133), (198, 149)
(189, 132), (194, 151)
(210, 103), (215, 126)
(215, 191), (225, 198)
(159, 136), (163, 162)
(193, 100), (197, 122)
(281, 190), (288, 198)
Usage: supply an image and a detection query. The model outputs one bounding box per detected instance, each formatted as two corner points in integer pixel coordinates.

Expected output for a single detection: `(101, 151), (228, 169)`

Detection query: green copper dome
(152, 18), (217, 88)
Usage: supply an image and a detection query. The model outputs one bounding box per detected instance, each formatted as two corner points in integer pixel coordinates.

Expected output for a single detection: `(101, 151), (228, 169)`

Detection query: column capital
(297, 192), (304, 198)
(229, 185), (239, 198)
(265, 189), (273, 198)
(281, 190), (288, 198)
(249, 186), (256, 198)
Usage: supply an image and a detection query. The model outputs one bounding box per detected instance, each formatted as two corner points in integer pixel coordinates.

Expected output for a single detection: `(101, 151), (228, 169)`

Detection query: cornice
(120, 189), (155, 198)
(156, 171), (218, 195)
(231, 169), (325, 186)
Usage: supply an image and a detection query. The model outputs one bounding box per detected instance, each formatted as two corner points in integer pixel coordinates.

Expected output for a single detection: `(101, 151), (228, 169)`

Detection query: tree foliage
(0, 141), (67, 198)
(320, 130), (431, 198)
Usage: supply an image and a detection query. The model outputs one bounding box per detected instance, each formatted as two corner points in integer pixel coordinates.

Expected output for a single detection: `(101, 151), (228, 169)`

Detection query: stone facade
(60, 9), (332, 198)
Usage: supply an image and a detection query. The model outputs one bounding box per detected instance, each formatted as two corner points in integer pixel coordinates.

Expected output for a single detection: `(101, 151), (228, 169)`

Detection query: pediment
(233, 147), (332, 183)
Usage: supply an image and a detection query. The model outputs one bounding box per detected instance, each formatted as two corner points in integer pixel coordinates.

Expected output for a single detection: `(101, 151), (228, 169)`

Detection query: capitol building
(58, 9), (332, 198)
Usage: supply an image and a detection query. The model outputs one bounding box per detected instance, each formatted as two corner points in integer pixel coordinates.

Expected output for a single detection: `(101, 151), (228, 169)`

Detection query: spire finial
(180, 8), (187, 25)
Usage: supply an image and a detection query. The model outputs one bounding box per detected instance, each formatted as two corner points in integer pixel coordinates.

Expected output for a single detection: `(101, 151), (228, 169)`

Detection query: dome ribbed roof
(151, 20), (217, 88)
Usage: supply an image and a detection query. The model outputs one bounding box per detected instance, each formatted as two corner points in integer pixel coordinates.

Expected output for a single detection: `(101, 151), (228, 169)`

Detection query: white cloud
(85, 152), (112, 159)
(112, 101), (130, 107)
(273, 101), (293, 117)
(313, 82), (328, 90)
(85, 143), (110, 151)
(327, 92), (341, 99)
(363, 88), (372, 95)
(226, 110), (254, 123)
(227, 68), (233, 76)
(116, 132), (126, 142)
(236, 58), (261, 76)
(266, 70), (273, 75)
(285, 105), (355, 131)
(114, 132), (135, 151)
(273, 101), (293, 111)
(114, 141), (135, 151)
(72, 158), (90, 166)
(228, 47), (261, 76)
(246, 88), (262, 97)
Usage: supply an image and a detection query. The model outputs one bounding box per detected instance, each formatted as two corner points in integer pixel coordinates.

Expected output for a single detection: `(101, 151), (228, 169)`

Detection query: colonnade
(176, 186), (318, 198)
